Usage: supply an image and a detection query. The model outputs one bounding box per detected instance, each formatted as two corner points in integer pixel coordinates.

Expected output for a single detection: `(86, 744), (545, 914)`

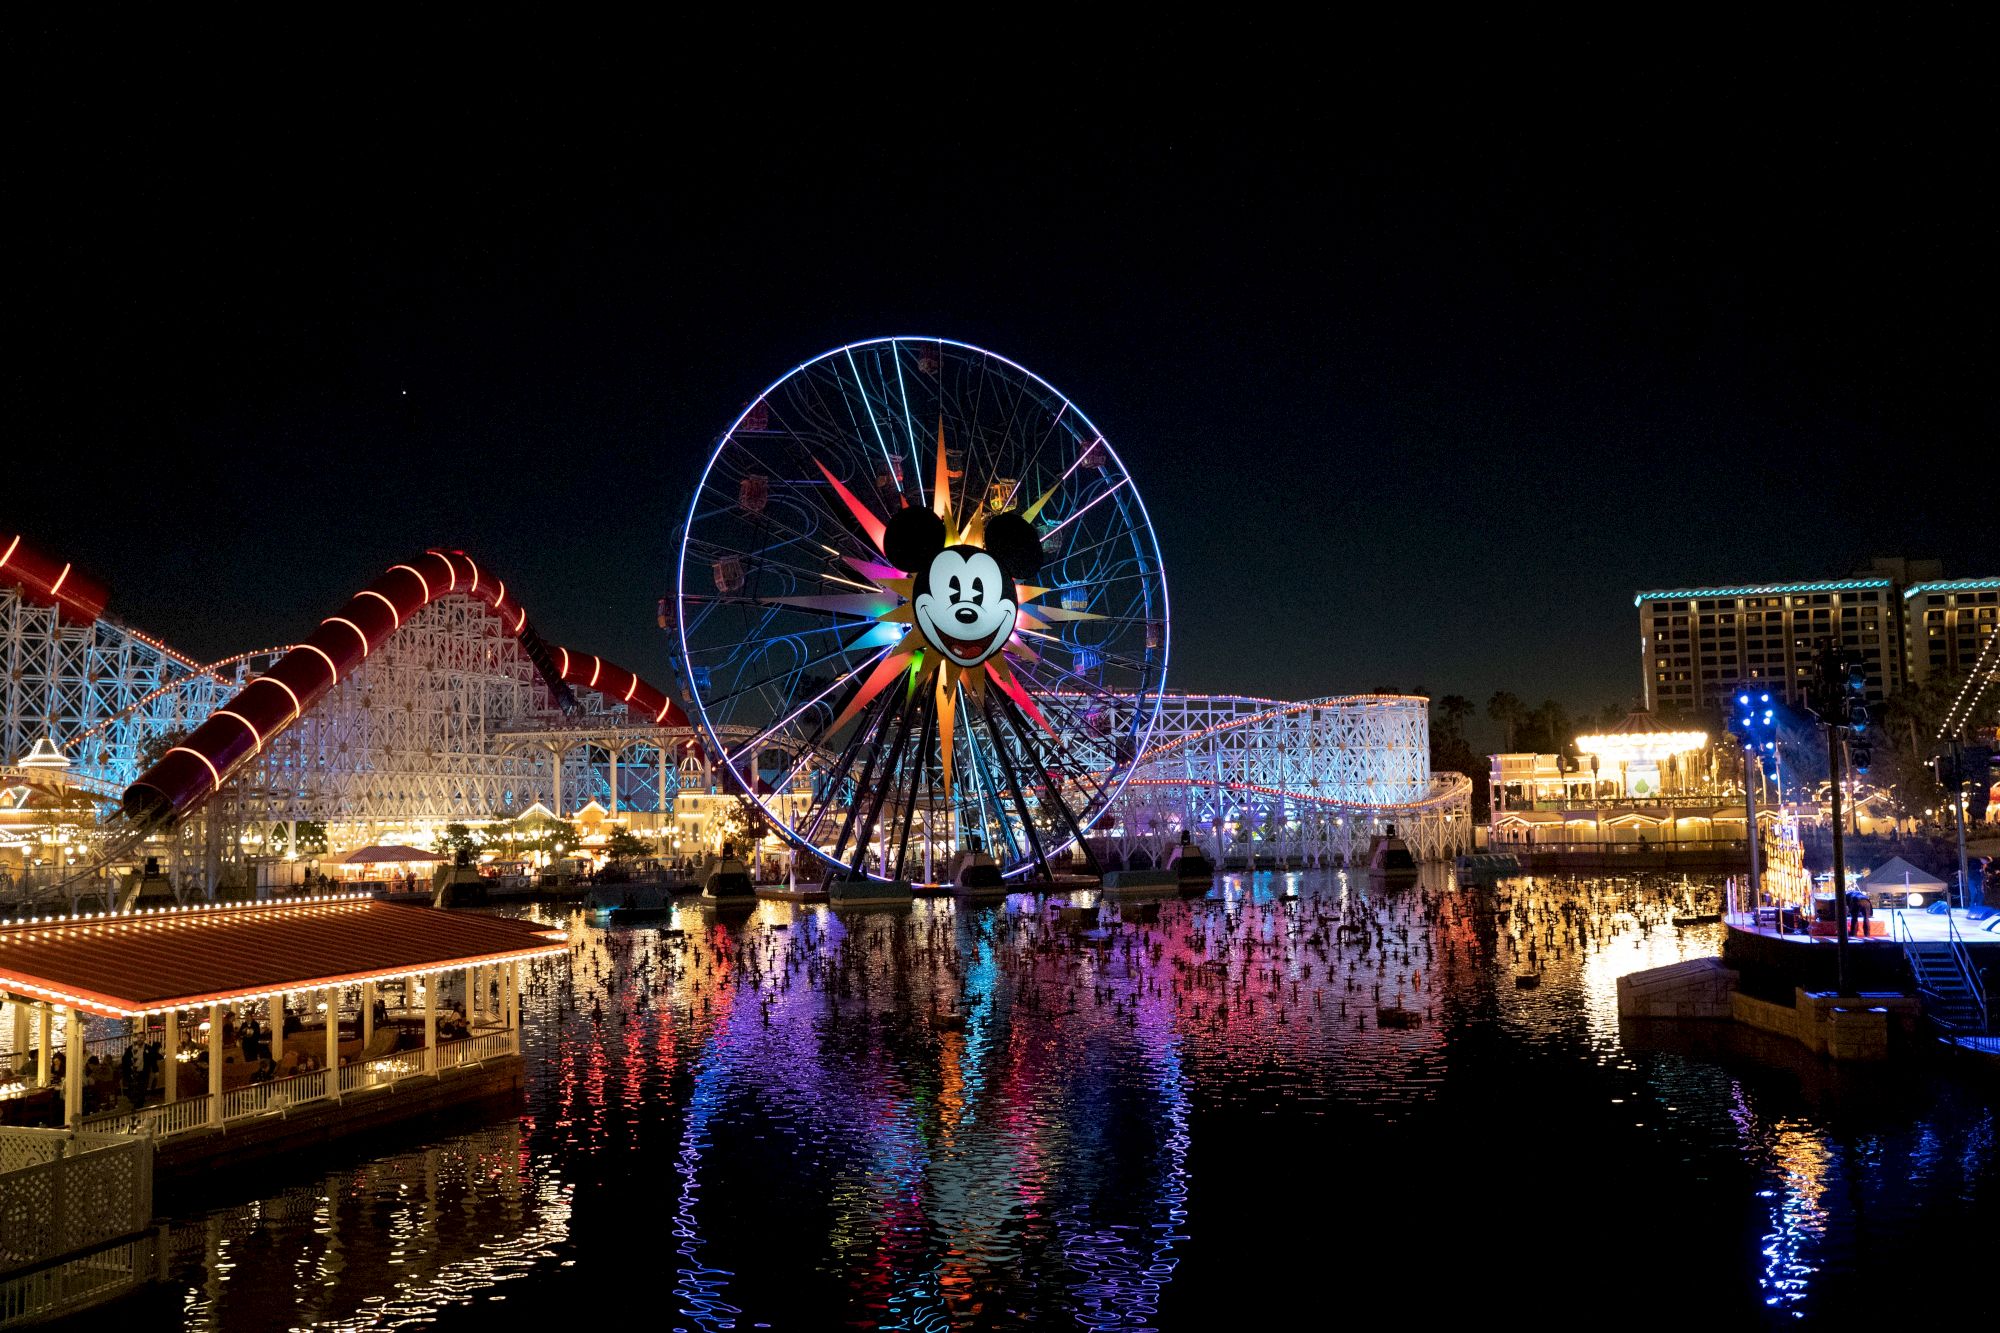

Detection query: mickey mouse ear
(982, 511), (1044, 579)
(883, 506), (948, 573)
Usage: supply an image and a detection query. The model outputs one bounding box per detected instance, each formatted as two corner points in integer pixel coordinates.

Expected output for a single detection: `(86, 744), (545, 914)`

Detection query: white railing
(0, 1133), (150, 1275)
(0, 1128), (74, 1174)
(1945, 910), (1991, 1034)
(81, 1093), (213, 1139)
(340, 1048), (427, 1094)
(0, 1230), (159, 1327)
(74, 1030), (517, 1142)
(437, 1031), (512, 1069)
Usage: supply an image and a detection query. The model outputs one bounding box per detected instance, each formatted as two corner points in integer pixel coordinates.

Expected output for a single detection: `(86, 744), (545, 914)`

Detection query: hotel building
(1635, 563), (1997, 716)
(1637, 578), (1903, 715)
(1903, 578), (2000, 686)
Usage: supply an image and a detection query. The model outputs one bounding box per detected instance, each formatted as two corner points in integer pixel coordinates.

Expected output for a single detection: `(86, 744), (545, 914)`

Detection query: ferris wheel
(673, 337), (1169, 881)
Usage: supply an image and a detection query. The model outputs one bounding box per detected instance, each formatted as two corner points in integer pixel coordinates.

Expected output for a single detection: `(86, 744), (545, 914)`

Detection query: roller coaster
(3, 522), (1468, 902)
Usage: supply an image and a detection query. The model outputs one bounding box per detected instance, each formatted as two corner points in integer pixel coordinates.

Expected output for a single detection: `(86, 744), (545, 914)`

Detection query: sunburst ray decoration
(758, 420), (1098, 816)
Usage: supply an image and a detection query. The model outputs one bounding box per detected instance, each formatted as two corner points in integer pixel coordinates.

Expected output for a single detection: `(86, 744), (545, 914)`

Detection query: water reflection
(154, 871), (1996, 1330)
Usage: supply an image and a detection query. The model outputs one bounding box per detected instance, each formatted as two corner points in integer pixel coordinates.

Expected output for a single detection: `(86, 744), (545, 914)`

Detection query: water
(150, 871), (1996, 1330)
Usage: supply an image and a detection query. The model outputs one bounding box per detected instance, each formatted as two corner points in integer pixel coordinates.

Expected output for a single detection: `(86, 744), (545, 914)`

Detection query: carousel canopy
(1574, 710), (1708, 763)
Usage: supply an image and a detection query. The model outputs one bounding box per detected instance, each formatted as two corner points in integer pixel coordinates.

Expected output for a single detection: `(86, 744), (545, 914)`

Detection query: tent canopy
(1857, 855), (1947, 891)
(341, 844), (443, 865)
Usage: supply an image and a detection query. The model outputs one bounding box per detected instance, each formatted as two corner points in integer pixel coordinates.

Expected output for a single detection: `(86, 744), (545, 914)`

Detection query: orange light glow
(392, 564), (432, 602)
(322, 617), (370, 656)
(252, 674), (304, 722)
(0, 536), (18, 570)
(168, 746), (223, 793)
(466, 555), (481, 591)
(215, 709), (263, 753)
(426, 549), (457, 591)
(358, 589), (401, 628)
(298, 642), (339, 685)
(589, 657), (602, 688)
(513, 607), (525, 632)
(49, 563), (71, 597)
(558, 647), (570, 676)
(623, 675), (638, 702)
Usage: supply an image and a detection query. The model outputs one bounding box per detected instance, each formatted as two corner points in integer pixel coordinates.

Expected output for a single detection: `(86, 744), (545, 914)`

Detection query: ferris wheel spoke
(820, 347), (904, 505)
(680, 339), (1166, 879)
(724, 645), (894, 768)
(696, 638), (886, 711)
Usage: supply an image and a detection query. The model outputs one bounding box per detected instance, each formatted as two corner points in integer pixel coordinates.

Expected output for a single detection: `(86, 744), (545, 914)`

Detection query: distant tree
(433, 822), (479, 867)
(138, 726), (189, 771)
(716, 795), (772, 853)
(1434, 695), (1475, 743)
(604, 828), (650, 861)
(486, 812), (580, 863)
(1487, 692), (1523, 752)
(1870, 673), (1971, 819)
(1516, 699), (1573, 755)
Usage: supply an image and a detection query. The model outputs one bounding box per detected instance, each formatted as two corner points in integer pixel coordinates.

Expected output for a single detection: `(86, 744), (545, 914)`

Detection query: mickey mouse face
(913, 546), (1016, 667)
(884, 504), (1044, 671)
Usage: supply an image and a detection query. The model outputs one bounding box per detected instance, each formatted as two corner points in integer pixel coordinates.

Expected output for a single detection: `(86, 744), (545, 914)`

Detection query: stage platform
(1726, 907), (2000, 947)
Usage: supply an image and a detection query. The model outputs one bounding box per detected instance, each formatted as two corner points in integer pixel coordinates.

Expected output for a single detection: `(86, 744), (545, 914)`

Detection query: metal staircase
(1895, 911), (1990, 1034)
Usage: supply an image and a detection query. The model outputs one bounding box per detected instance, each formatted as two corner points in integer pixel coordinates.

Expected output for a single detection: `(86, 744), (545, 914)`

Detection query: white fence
(0, 1128), (155, 1326)
(78, 1031), (516, 1143)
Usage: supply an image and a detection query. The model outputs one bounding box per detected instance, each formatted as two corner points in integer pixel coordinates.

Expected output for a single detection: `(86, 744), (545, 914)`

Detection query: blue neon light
(1633, 578), (1891, 607)
(1902, 578), (2000, 599)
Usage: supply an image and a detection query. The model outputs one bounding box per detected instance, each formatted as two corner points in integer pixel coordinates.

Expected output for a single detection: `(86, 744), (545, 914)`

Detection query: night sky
(13, 51), (1990, 748)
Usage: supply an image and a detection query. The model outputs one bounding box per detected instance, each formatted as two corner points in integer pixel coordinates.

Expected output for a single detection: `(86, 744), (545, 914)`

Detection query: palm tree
(1435, 694), (1475, 742)
(1487, 691), (1523, 752)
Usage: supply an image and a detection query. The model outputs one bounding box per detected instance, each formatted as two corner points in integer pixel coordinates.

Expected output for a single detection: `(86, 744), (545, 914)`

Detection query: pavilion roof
(0, 896), (566, 1018)
(341, 844), (443, 864)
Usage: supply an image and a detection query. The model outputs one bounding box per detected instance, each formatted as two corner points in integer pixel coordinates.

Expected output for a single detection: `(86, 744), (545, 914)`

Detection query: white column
(36, 1004), (51, 1088)
(423, 974), (437, 1071)
(9, 1001), (26, 1074)
(506, 961), (521, 1055)
(608, 748), (620, 814)
(325, 986), (340, 1083)
(207, 1004), (223, 1125)
(659, 748), (668, 814)
(165, 1009), (180, 1105)
(270, 993), (285, 1068)
(362, 981), (375, 1050)
(63, 1008), (83, 1129)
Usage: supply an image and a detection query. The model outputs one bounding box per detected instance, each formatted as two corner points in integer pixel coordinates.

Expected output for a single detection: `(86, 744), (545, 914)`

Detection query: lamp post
(1729, 691), (1780, 913)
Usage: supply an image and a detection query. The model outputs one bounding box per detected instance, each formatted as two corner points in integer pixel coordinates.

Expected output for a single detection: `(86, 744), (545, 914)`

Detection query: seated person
(249, 1056), (276, 1084)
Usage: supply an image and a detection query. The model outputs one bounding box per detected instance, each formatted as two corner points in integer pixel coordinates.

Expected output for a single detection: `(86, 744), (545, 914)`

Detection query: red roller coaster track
(1, 531), (110, 626)
(122, 548), (689, 825)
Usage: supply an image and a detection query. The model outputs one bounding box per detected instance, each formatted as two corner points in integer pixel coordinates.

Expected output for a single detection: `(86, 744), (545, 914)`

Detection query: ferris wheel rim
(674, 335), (1172, 877)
